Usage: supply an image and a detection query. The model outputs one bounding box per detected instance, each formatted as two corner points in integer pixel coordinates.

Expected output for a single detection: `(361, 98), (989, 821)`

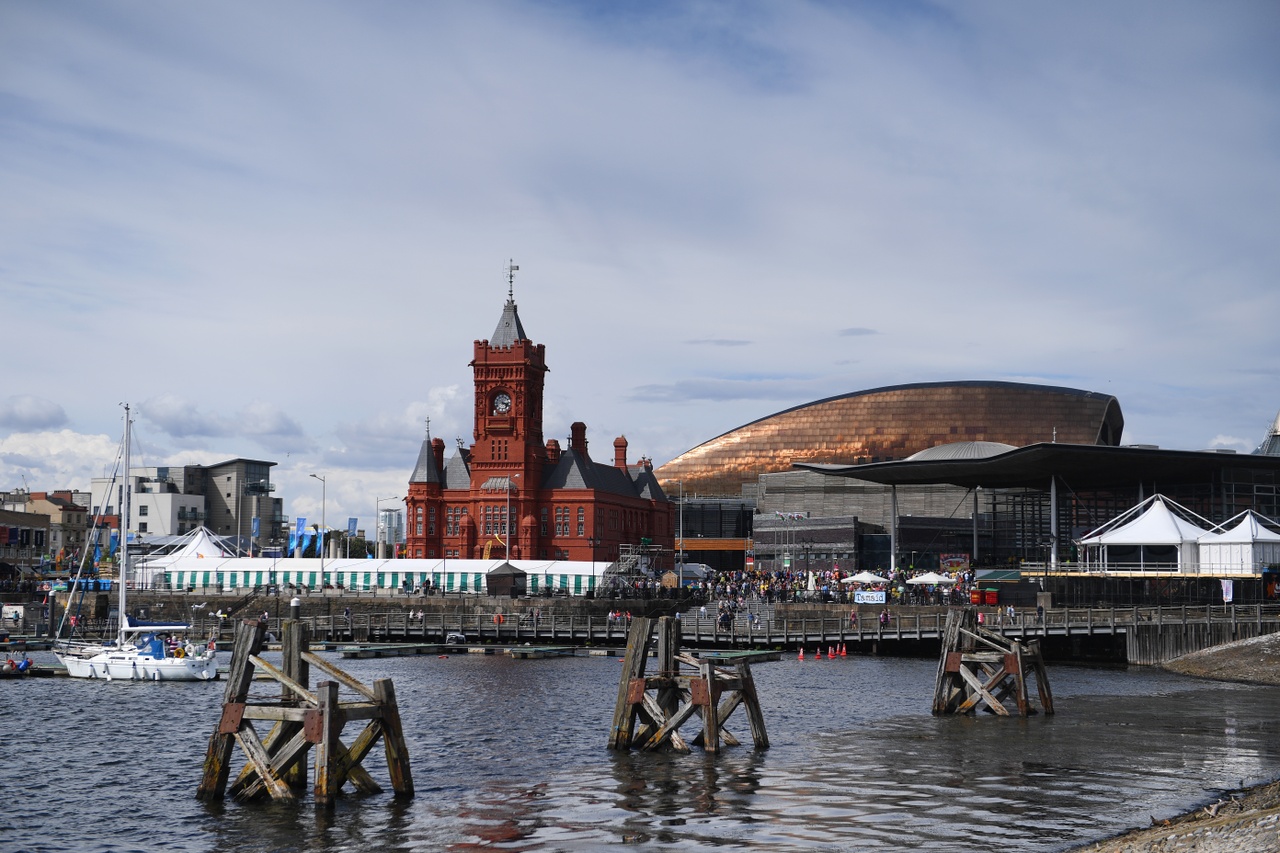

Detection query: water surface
(2, 651), (1276, 852)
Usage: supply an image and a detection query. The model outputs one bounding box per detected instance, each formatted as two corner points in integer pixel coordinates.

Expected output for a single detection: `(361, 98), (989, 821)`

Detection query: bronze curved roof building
(655, 381), (1124, 496)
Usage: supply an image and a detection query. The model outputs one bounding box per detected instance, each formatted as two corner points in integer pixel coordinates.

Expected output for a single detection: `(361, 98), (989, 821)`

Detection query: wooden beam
(231, 728), (311, 802)
(737, 662), (769, 749)
(249, 655), (318, 705)
(303, 651), (378, 701)
(233, 722), (294, 801)
(607, 617), (652, 750)
(196, 619), (267, 801)
(374, 678), (414, 798)
(314, 681), (341, 808)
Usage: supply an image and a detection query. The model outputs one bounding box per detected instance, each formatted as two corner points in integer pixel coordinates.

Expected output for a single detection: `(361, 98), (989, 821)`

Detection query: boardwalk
(188, 603), (1280, 665)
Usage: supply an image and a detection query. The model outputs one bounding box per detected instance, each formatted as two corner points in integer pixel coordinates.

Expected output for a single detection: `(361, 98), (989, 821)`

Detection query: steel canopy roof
(795, 443), (1280, 490)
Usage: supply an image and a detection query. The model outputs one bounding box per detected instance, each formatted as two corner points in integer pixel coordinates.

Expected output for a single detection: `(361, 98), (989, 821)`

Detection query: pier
(244, 603), (1280, 665)
(47, 590), (1280, 665)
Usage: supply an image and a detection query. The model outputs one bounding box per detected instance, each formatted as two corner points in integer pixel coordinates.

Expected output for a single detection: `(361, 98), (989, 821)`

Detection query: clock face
(492, 392), (512, 415)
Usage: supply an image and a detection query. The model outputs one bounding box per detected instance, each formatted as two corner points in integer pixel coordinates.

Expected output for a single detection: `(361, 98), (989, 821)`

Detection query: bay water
(3, 649), (1278, 852)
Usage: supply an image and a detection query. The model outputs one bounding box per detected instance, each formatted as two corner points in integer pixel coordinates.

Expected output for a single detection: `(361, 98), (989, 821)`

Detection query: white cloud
(0, 396), (67, 430)
(1, 1), (1277, 518)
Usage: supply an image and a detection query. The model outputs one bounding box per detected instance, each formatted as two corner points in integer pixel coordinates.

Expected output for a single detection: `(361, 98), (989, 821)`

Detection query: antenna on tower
(424, 417), (431, 438)
(506, 259), (519, 301)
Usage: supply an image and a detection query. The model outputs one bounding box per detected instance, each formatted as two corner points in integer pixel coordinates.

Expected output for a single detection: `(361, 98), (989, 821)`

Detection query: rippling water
(3, 650), (1278, 853)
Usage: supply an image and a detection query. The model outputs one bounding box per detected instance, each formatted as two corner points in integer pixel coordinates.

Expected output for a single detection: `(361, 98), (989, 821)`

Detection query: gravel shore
(1069, 632), (1280, 852)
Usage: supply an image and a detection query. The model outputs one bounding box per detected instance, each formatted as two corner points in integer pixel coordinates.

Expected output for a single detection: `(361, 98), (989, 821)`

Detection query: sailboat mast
(119, 403), (130, 645)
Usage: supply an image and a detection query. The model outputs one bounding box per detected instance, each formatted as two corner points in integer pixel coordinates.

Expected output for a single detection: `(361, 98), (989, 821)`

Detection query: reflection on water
(3, 651), (1279, 852)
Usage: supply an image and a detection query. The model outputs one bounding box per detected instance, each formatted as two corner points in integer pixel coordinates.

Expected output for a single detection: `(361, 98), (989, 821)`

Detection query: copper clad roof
(655, 381), (1123, 496)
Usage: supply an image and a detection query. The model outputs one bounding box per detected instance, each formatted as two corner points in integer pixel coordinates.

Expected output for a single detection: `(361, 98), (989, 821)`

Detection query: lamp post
(310, 474), (326, 575)
(376, 496), (399, 560)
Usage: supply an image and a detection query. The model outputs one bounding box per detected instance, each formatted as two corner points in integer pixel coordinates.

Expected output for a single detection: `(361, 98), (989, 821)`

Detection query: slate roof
(443, 449), (472, 490)
(541, 448), (663, 501)
(490, 298), (527, 348)
(409, 437), (442, 485)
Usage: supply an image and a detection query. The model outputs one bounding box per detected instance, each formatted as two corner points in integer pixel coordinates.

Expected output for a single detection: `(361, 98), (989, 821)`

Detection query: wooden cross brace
(195, 618), (413, 807)
(608, 617), (769, 753)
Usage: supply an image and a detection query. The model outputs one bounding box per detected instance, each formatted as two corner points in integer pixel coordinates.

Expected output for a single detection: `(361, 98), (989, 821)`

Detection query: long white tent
(136, 554), (613, 596)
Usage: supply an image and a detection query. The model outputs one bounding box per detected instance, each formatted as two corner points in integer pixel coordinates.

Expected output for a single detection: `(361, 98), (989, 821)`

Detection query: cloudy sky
(2, 1), (1278, 526)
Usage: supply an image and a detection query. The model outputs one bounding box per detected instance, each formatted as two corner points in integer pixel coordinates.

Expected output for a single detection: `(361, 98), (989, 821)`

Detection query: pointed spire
(410, 419), (443, 484)
(490, 260), (527, 347)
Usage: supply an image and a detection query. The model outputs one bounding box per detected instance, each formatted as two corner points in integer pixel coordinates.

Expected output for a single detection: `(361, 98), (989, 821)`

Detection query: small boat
(55, 405), (218, 682)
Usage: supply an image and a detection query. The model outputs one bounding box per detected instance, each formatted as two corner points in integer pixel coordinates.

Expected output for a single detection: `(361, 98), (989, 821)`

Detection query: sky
(2, 1), (1278, 528)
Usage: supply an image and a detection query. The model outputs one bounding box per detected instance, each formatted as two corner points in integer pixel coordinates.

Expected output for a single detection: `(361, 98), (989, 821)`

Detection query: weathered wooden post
(608, 616), (770, 753)
(196, 618), (413, 807)
(933, 608), (1053, 717)
(196, 618), (267, 801)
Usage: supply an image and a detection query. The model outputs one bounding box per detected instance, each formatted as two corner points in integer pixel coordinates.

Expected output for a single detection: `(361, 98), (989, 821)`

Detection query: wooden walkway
(176, 604), (1280, 665)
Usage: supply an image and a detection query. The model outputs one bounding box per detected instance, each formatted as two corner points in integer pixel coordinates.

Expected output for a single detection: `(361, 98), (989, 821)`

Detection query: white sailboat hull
(58, 649), (218, 681)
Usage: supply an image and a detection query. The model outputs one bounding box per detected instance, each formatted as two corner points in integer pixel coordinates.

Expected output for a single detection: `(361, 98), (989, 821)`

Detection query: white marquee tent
(1077, 495), (1212, 572)
(1197, 511), (1280, 574)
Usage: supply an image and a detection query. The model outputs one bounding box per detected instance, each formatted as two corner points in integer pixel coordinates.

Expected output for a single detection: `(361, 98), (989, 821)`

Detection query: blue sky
(2, 1), (1278, 526)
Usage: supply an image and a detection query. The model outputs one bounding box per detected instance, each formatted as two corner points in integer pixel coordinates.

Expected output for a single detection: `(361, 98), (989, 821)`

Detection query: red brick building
(404, 291), (674, 564)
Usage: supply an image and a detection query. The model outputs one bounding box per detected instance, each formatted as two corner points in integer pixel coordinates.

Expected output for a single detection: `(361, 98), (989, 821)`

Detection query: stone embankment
(1074, 632), (1280, 853)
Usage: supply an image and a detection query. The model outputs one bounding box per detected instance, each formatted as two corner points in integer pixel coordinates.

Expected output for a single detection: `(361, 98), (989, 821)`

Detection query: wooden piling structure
(932, 608), (1054, 717)
(195, 618), (413, 807)
(608, 616), (769, 753)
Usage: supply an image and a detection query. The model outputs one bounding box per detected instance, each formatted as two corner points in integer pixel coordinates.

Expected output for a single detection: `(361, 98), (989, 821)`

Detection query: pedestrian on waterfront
(849, 609), (857, 627)
(344, 606), (352, 623)
(1036, 604), (1044, 624)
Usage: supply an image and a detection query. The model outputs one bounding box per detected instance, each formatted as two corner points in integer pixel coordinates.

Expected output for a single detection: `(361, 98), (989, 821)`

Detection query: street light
(310, 474), (326, 574)
(376, 496), (400, 560)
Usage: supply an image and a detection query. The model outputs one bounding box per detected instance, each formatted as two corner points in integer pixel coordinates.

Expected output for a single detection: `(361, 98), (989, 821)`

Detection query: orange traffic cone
(798, 647), (805, 660)
(839, 643), (847, 657)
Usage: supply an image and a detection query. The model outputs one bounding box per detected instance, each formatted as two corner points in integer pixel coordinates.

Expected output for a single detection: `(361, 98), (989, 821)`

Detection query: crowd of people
(688, 565), (982, 606)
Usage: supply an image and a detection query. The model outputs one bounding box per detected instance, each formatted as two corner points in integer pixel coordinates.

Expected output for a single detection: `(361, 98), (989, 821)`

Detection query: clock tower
(405, 263), (673, 567)
(467, 265), (548, 557)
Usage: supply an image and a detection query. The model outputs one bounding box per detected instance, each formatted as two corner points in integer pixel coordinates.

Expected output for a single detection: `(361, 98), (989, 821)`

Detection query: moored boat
(54, 404), (218, 682)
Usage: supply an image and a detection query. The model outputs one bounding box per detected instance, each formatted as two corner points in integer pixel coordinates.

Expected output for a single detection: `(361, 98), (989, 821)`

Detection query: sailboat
(56, 404), (218, 681)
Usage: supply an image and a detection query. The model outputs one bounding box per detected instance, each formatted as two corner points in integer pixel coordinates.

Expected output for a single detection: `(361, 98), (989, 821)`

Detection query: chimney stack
(570, 422), (588, 455)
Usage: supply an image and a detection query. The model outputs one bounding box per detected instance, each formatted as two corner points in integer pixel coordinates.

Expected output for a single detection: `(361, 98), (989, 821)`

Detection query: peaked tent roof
(138, 527), (240, 566)
(1079, 495), (1210, 545)
(1200, 510), (1280, 543)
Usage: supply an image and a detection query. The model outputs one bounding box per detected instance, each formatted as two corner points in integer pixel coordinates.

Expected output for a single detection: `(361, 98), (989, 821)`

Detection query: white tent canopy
(1198, 511), (1280, 574)
(906, 571), (956, 585)
(1077, 495), (1212, 573)
(841, 571), (890, 584)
